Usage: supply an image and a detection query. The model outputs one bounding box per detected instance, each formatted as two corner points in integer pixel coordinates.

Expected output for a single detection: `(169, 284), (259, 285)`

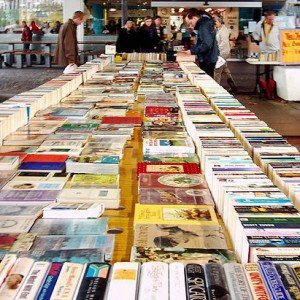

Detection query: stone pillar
(63, 0), (84, 47)
(121, 0), (128, 26)
(92, 4), (104, 35)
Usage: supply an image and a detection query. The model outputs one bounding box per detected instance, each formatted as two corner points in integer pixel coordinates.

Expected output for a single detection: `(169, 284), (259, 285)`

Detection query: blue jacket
(191, 14), (219, 64)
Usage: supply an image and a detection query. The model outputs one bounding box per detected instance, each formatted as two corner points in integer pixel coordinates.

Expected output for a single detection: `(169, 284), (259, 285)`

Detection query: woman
(116, 18), (138, 53)
(213, 14), (237, 92)
(138, 16), (159, 53)
(30, 20), (43, 51)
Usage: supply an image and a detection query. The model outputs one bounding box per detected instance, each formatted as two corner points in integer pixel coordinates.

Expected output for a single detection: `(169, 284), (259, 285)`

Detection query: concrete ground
(0, 61), (299, 148)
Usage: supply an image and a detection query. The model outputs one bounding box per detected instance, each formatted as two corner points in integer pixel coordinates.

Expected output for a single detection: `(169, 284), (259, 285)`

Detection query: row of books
(177, 61), (300, 263)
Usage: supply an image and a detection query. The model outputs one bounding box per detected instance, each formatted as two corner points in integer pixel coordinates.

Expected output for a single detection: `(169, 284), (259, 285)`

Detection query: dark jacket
(191, 13), (219, 64)
(138, 25), (159, 52)
(53, 19), (79, 67)
(116, 28), (138, 53)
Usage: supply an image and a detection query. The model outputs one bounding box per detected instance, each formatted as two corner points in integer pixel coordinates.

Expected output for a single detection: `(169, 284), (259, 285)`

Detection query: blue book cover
(259, 261), (290, 300)
(19, 162), (65, 172)
(36, 262), (63, 300)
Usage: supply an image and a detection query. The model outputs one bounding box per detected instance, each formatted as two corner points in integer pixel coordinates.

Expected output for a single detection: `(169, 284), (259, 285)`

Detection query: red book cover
(0, 152), (28, 161)
(101, 116), (142, 125)
(137, 162), (200, 178)
(23, 154), (69, 163)
(144, 106), (179, 117)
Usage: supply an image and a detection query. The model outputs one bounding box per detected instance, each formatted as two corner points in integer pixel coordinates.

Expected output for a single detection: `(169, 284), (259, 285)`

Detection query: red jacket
(21, 25), (32, 42)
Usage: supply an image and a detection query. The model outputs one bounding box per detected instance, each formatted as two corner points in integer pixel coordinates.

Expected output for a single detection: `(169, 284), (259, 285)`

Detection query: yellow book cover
(70, 174), (119, 187)
(134, 204), (218, 226)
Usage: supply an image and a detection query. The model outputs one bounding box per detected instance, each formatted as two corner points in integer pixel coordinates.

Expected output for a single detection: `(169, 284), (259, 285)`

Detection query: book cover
(134, 204), (218, 226)
(138, 262), (168, 300)
(0, 233), (36, 252)
(0, 254), (17, 287)
(139, 173), (207, 189)
(134, 224), (227, 249)
(138, 188), (214, 206)
(22, 154), (69, 163)
(70, 174), (119, 188)
(76, 263), (110, 300)
(0, 190), (60, 203)
(30, 218), (108, 236)
(101, 116), (142, 125)
(169, 262), (186, 300)
(0, 204), (44, 218)
(36, 262), (63, 300)
(105, 262), (139, 300)
(204, 263), (231, 300)
(16, 261), (50, 300)
(49, 262), (85, 300)
(185, 263), (208, 300)
(0, 217), (36, 234)
(19, 162), (66, 172)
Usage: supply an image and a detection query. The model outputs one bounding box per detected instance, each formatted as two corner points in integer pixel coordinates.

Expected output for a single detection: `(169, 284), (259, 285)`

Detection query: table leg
(254, 64), (260, 93)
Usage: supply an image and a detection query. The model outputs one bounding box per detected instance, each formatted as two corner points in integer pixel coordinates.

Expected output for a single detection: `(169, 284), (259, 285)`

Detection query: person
(4, 21), (13, 34)
(116, 18), (138, 53)
(103, 20), (117, 34)
(185, 9), (219, 78)
(213, 14), (237, 92)
(51, 21), (61, 34)
(252, 10), (280, 53)
(53, 11), (85, 67)
(30, 20), (43, 51)
(180, 21), (191, 49)
(42, 22), (52, 34)
(138, 16), (159, 53)
(153, 15), (167, 51)
(21, 21), (32, 51)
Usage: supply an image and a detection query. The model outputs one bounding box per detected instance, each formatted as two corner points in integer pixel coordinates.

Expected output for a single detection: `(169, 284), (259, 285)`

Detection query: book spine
(16, 261), (50, 300)
(76, 263), (110, 300)
(105, 262), (140, 300)
(36, 262), (63, 300)
(258, 261), (290, 300)
(204, 263), (231, 300)
(0, 254), (17, 287)
(244, 263), (270, 300)
(223, 263), (253, 300)
(49, 262), (85, 300)
(138, 262), (168, 300)
(169, 262), (186, 300)
(274, 263), (300, 300)
(185, 263), (208, 300)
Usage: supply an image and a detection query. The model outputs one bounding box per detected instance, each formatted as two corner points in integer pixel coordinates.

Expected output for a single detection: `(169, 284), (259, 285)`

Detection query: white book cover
(16, 261), (50, 300)
(0, 217), (36, 234)
(0, 204), (44, 218)
(39, 140), (84, 149)
(50, 262), (85, 300)
(169, 262), (186, 300)
(106, 262), (140, 300)
(138, 262), (168, 300)
(2, 180), (65, 191)
(0, 254), (17, 287)
(0, 257), (34, 300)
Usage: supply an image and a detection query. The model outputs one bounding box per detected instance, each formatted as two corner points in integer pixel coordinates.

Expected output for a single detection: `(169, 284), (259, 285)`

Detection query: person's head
(125, 18), (134, 29)
(154, 15), (162, 26)
(144, 16), (153, 27)
(72, 11), (85, 25)
(6, 274), (24, 289)
(185, 9), (201, 28)
(264, 10), (275, 25)
(44, 22), (50, 29)
(55, 21), (61, 26)
(21, 21), (27, 28)
(213, 14), (224, 28)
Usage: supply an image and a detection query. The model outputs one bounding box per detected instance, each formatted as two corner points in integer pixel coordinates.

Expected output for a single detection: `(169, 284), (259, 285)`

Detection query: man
(153, 16), (167, 52)
(21, 21), (32, 51)
(185, 9), (219, 78)
(252, 10), (280, 53)
(53, 11), (85, 67)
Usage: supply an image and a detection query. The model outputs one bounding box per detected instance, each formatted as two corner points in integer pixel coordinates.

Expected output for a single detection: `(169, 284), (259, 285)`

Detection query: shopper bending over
(53, 11), (85, 68)
(116, 18), (138, 53)
(213, 14), (237, 92)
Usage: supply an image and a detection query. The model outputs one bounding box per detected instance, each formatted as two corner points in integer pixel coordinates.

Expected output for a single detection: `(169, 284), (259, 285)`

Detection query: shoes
(227, 78), (238, 94)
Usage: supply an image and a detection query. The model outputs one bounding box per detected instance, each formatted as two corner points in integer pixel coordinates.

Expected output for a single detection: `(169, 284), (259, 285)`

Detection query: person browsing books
(184, 9), (219, 78)
(116, 18), (138, 53)
(53, 11), (85, 68)
(138, 16), (159, 53)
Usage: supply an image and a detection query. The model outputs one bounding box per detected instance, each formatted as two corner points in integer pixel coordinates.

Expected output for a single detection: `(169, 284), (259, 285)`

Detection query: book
(0, 254), (17, 287)
(0, 190), (59, 204)
(0, 217), (36, 234)
(49, 262), (85, 300)
(42, 203), (105, 219)
(0, 257), (34, 300)
(0, 233), (36, 252)
(134, 224), (227, 249)
(0, 156), (19, 171)
(16, 261), (50, 300)
(138, 262), (168, 300)
(30, 218), (108, 236)
(169, 262), (186, 300)
(105, 262), (139, 300)
(101, 116), (142, 125)
(76, 263), (111, 300)
(36, 262), (63, 300)
(0, 204), (44, 218)
(69, 174), (119, 188)
(184, 263), (209, 300)
(22, 154), (69, 163)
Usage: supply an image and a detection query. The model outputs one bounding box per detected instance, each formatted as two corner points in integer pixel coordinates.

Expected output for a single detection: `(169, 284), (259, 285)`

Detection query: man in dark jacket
(185, 9), (219, 78)
(116, 19), (138, 53)
(138, 16), (159, 53)
(53, 11), (84, 67)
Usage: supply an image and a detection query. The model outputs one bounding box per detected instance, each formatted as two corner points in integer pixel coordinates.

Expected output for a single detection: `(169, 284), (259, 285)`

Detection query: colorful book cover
(0, 190), (60, 203)
(138, 188), (214, 206)
(0, 217), (36, 234)
(19, 162), (66, 172)
(134, 204), (218, 226)
(137, 163), (200, 176)
(139, 173), (207, 189)
(22, 154), (69, 163)
(70, 174), (119, 188)
(30, 218), (108, 236)
(0, 233), (36, 252)
(101, 116), (142, 125)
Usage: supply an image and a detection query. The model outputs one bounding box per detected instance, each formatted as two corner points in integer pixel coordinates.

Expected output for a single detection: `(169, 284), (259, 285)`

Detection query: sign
(280, 29), (300, 64)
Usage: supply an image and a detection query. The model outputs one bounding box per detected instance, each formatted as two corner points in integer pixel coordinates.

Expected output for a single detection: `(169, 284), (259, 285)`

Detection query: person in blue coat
(185, 9), (219, 78)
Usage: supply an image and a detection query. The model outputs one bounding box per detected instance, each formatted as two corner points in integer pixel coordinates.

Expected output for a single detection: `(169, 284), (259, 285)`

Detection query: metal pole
(121, 0), (128, 26)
